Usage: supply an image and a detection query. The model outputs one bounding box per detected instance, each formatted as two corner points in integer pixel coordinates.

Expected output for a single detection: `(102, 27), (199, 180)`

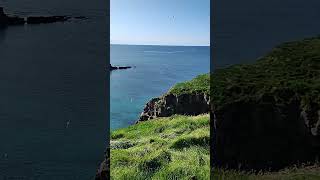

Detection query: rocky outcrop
(0, 7), (25, 25)
(0, 7), (84, 26)
(109, 64), (132, 71)
(95, 148), (109, 180)
(213, 95), (320, 170)
(26, 16), (70, 24)
(138, 92), (210, 122)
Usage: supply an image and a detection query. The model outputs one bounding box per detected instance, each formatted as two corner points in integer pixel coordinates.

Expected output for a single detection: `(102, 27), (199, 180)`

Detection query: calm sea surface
(0, 0), (107, 179)
(110, 45), (210, 130)
(213, 0), (320, 69)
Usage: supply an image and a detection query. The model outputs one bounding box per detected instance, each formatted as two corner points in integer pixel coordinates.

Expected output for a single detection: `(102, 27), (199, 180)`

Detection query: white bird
(66, 119), (71, 128)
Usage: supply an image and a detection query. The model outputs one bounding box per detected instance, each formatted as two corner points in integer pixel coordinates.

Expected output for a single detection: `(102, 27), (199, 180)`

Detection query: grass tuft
(110, 114), (210, 179)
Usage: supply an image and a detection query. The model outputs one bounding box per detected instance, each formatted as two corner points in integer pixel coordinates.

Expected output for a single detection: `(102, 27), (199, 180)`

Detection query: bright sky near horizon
(111, 0), (210, 46)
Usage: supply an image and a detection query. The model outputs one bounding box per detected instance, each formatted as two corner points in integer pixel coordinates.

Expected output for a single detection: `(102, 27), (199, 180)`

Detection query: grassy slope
(110, 114), (210, 180)
(211, 37), (320, 179)
(211, 37), (320, 110)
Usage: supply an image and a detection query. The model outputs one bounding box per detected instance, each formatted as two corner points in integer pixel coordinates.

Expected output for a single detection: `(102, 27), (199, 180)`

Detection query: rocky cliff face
(212, 94), (320, 170)
(95, 148), (109, 180)
(138, 92), (210, 122)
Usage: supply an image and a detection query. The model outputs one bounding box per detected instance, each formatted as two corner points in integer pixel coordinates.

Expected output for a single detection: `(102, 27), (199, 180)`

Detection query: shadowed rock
(109, 64), (132, 71)
(27, 16), (70, 24)
(1, 7), (85, 26)
(0, 7), (25, 25)
(95, 148), (109, 180)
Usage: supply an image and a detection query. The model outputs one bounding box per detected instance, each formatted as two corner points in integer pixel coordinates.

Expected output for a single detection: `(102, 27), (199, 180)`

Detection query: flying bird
(66, 119), (71, 128)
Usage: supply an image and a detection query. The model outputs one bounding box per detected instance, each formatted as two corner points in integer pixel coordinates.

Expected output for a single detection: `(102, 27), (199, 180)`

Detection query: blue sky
(111, 0), (210, 46)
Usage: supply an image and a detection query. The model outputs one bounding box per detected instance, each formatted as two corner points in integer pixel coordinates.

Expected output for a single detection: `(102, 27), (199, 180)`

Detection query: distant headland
(0, 7), (86, 26)
(109, 64), (132, 71)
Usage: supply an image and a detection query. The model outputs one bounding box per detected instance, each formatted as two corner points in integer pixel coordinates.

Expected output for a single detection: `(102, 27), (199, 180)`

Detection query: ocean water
(110, 45), (210, 130)
(0, 0), (107, 179)
(213, 0), (320, 69)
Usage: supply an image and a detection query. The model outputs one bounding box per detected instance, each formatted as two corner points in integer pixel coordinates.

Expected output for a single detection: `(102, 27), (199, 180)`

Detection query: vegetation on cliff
(212, 36), (320, 172)
(138, 74), (210, 122)
(169, 74), (210, 96)
(110, 114), (210, 180)
(211, 36), (320, 111)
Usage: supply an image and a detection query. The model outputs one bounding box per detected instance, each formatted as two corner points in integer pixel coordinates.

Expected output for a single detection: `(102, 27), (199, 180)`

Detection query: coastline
(98, 36), (320, 179)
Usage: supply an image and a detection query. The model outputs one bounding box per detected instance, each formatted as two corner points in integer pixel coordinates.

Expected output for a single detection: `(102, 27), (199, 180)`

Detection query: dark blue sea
(110, 45), (210, 130)
(0, 0), (107, 179)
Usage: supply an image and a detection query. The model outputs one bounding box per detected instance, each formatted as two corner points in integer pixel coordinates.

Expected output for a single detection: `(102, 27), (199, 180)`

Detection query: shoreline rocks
(109, 64), (132, 71)
(27, 16), (70, 24)
(0, 7), (25, 25)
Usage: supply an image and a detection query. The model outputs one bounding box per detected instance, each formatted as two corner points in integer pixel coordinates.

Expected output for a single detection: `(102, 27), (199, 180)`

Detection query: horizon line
(110, 43), (210, 47)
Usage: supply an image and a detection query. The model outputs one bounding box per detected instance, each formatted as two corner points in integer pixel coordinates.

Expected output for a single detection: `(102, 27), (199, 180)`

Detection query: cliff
(96, 75), (210, 179)
(138, 74), (210, 122)
(212, 36), (320, 170)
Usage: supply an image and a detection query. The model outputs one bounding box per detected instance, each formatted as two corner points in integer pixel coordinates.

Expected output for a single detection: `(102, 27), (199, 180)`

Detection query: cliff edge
(138, 74), (210, 122)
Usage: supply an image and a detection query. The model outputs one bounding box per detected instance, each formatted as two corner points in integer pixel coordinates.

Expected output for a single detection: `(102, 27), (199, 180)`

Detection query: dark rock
(27, 16), (70, 24)
(0, 7), (4, 16)
(1, 7), (81, 26)
(212, 95), (320, 170)
(0, 7), (25, 26)
(109, 64), (118, 70)
(118, 66), (131, 69)
(109, 64), (132, 71)
(6, 16), (25, 25)
(73, 16), (87, 20)
(137, 92), (210, 123)
(95, 148), (109, 180)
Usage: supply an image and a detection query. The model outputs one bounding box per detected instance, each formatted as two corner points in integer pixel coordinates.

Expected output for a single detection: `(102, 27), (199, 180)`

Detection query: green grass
(110, 114), (210, 180)
(213, 165), (320, 180)
(211, 37), (320, 111)
(169, 74), (210, 96)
